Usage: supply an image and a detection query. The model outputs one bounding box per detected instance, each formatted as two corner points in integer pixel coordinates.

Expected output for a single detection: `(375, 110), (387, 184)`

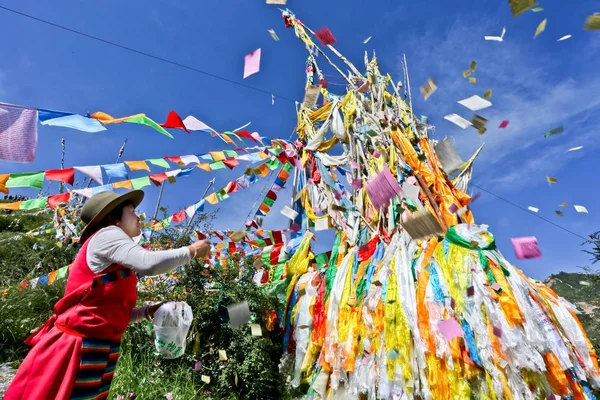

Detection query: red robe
(5, 233), (138, 400)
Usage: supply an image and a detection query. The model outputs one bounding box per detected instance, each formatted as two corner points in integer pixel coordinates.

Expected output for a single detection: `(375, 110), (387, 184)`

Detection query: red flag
(48, 192), (70, 210)
(315, 27), (337, 46)
(164, 156), (183, 165)
(228, 242), (237, 254)
(45, 168), (75, 186)
(160, 111), (189, 133)
(225, 180), (238, 193)
(236, 131), (258, 143)
(266, 190), (277, 201)
(358, 236), (379, 261)
(223, 158), (239, 170)
(149, 172), (168, 186)
(172, 210), (186, 222)
(196, 231), (206, 240)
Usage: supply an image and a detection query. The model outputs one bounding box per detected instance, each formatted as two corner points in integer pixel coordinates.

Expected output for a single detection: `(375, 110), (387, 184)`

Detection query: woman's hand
(146, 302), (164, 320)
(188, 239), (211, 259)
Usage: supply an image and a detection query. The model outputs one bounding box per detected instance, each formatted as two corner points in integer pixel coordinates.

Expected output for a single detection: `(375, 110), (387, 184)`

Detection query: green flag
(131, 176), (151, 190)
(126, 115), (174, 139)
(264, 198), (275, 207)
(147, 158), (170, 168)
(6, 172), (45, 189)
(57, 266), (69, 280)
(161, 216), (173, 228)
(210, 161), (226, 170)
(224, 150), (238, 158)
(19, 196), (48, 210)
(282, 162), (293, 172)
(222, 131), (242, 141)
(266, 159), (280, 170)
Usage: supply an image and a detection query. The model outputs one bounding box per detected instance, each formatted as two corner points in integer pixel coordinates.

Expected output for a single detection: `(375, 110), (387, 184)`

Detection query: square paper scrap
(444, 113), (472, 129)
(243, 48), (261, 79)
(458, 95), (492, 111)
(511, 236), (542, 260)
(366, 167), (402, 209)
(438, 318), (464, 341)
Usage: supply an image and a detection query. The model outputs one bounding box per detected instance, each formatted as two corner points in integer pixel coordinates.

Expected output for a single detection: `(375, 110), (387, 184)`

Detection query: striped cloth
(70, 339), (120, 400)
(0, 104), (37, 163)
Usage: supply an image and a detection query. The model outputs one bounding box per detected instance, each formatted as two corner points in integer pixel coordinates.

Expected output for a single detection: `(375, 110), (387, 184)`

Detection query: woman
(5, 190), (211, 400)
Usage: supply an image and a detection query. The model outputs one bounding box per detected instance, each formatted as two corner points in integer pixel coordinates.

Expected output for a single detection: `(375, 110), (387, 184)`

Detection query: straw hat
(79, 190), (144, 244)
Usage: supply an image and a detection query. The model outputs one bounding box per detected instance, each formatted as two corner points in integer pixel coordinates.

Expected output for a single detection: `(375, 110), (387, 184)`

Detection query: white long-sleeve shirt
(86, 225), (192, 323)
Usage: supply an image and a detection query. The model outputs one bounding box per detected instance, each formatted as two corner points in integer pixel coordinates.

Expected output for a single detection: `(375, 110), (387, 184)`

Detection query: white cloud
(398, 15), (600, 191)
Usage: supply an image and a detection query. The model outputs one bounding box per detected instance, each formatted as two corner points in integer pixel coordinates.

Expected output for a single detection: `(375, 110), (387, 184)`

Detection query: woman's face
(117, 204), (141, 238)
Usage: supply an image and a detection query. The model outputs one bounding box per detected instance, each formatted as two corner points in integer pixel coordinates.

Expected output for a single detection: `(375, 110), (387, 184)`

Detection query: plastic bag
(153, 302), (193, 359)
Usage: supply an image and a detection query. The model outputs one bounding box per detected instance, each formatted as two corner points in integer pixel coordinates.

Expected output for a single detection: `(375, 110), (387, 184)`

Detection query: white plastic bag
(153, 302), (193, 359)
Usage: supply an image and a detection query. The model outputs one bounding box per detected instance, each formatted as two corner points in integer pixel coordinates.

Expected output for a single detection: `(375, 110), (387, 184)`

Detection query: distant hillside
(545, 272), (600, 354)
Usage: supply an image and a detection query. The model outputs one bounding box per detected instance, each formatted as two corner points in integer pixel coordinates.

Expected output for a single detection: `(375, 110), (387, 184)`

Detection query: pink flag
(0, 104), (38, 162)
(243, 48), (261, 79)
(511, 236), (542, 259)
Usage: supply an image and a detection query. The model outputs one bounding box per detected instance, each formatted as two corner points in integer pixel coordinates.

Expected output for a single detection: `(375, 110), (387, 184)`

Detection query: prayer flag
(45, 168), (75, 186)
(112, 180), (133, 190)
(0, 104), (38, 162)
(19, 196), (48, 210)
(0, 173), (9, 194)
(74, 165), (103, 185)
(6, 171), (45, 189)
(182, 116), (214, 132)
(147, 158), (171, 168)
(0, 201), (22, 210)
(160, 110), (189, 133)
(125, 115), (174, 139)
(149, 172), (168, 186)
(172, 210), (186, 222)
(38, 110), (106, 133)
(102, 163), (128, 179)
(130, 176), (151, 190)
(91, 111), (144, 124)
(124, 161), (150, 172)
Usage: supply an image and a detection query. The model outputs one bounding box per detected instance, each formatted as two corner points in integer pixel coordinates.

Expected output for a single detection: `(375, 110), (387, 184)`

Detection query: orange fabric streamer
(91, 111), (145, 124)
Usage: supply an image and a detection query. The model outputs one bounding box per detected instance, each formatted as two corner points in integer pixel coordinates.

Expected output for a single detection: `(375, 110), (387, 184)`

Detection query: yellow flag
(124, 160), (150, 172)
(113, 180), (133, 190)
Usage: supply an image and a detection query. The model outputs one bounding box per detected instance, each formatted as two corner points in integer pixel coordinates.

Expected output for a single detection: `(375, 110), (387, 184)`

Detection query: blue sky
(0, 0), (598, 279)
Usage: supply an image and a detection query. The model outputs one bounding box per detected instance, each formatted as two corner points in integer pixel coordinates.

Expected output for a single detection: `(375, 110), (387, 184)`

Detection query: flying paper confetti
(201, 375), (211, 384)
(509, 0), (538, 17)
(463, 70), (472, 78)
(528, 206), (539, 213)
(458, 95), (492, 111)
(544, 126), (564, 138)
(435, 138), (464, 173)
(243, 48), (261, 79)
(444, 113), (472, 129)
(574, 205), (589, 214)
(469, 61), (477, 72)
(315, 27), (337, 46)
(559, 202), (569, 207)
(363, 36), (372, 44)
(580, 281), (592, 286)
(557, 34), (572, 41)
(547, 176), (557, 184)
(266, 0), (287, 4)
(419, 78), (437, 100)
(271, 94), (275, 105)
(484, 26), (507, 41)
(218, 350), (228, 361)
(469, 77), (477, 84)
(511, 236), (542, 259)
(584, 14), (600, 30)
(401, 211), (443, 239)
(555, 210), (564, 216)
(268, 29), (280, 41)
(498, 120), (510, 128)
(534, 19), (547, 39)
(531, 7), (544, 12)
(567, 146), (583, 152)
(250, 324), (262, 336)
(281, 205), (299, 220)
(483, 89), (493, 100)
(472, 114), (488, 134)
(438, 318), (464, 341)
